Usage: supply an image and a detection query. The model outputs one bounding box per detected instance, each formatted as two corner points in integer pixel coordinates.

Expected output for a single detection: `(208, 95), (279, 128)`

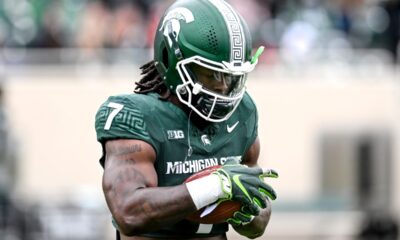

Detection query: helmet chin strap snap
(177, 84), (187, 95)
(192, 83), (202, 95)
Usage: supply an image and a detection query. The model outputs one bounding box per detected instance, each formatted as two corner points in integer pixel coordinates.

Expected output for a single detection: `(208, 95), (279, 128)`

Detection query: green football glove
(226, 168), (278, 226)
(227, 209), (255, 227)
(212, 158), (278, 216)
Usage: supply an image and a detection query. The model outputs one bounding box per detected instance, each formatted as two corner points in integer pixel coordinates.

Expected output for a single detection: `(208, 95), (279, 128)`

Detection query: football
(184, 165), (241, 224)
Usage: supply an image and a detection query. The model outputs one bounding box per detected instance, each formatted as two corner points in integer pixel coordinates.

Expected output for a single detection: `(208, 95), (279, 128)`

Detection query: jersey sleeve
(94, 95), (157, 150)
(242, 92), (259, 152)
(251, 103), (258, 138)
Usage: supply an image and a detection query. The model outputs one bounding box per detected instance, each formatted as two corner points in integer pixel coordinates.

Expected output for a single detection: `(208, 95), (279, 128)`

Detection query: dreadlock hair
(134, 60), (170, 99)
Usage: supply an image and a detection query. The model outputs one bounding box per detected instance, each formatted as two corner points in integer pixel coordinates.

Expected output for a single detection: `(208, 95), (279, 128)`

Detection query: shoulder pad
(95, 94), (155, 144)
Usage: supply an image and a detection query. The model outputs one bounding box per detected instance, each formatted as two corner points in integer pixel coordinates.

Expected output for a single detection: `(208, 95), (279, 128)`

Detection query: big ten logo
(167, 130), (185, 140)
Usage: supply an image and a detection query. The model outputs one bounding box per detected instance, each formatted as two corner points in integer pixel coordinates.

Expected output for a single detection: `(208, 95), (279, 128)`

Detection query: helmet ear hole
(162, 47), (169, 70)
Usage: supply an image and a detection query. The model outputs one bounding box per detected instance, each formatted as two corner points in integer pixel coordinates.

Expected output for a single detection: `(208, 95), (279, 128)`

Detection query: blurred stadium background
(0, 0), (399, 239)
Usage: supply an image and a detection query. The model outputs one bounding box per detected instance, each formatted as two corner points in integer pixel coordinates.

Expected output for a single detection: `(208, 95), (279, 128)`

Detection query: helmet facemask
(176, 55), (255, 122)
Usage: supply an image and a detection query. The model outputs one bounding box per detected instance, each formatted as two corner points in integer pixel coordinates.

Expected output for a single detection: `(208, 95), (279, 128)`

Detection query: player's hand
(212, 158), (278, 216)
(227, 209), (255, 227)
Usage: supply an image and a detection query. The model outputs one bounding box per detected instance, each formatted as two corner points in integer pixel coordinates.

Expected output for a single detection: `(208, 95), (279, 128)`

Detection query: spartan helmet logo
(201, 134), (211, 145)
(159, 7), (194, 48)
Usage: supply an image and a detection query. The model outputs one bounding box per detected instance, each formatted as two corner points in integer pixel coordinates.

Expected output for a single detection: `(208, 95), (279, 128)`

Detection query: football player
(95, 0), (278, 239)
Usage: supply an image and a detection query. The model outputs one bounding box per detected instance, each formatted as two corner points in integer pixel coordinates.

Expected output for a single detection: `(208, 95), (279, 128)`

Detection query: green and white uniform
(95, 92), (258, 238)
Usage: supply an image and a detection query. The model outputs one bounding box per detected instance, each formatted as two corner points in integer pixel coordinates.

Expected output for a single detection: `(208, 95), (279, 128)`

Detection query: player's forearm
(233, 204), (271, 239)
(105, 183), (196, 236)
(101, 140), (198, 235)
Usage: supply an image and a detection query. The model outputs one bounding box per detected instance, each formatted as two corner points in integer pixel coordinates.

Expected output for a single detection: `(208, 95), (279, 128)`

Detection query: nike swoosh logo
(227, 121), (239, 133)
(232, 174), (251, 200)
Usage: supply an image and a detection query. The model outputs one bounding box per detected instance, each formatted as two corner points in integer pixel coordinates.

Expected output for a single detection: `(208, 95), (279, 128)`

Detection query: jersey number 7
(104, 102), (124, 130)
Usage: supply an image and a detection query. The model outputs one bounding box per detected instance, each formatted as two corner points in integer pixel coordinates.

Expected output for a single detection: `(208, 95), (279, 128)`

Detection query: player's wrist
(185, 174), (225, 210)
(212, 169), (232, 199)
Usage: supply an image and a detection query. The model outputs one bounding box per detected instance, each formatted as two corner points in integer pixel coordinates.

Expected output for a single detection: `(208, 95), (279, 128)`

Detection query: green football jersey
(95, 92), (258, 238)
